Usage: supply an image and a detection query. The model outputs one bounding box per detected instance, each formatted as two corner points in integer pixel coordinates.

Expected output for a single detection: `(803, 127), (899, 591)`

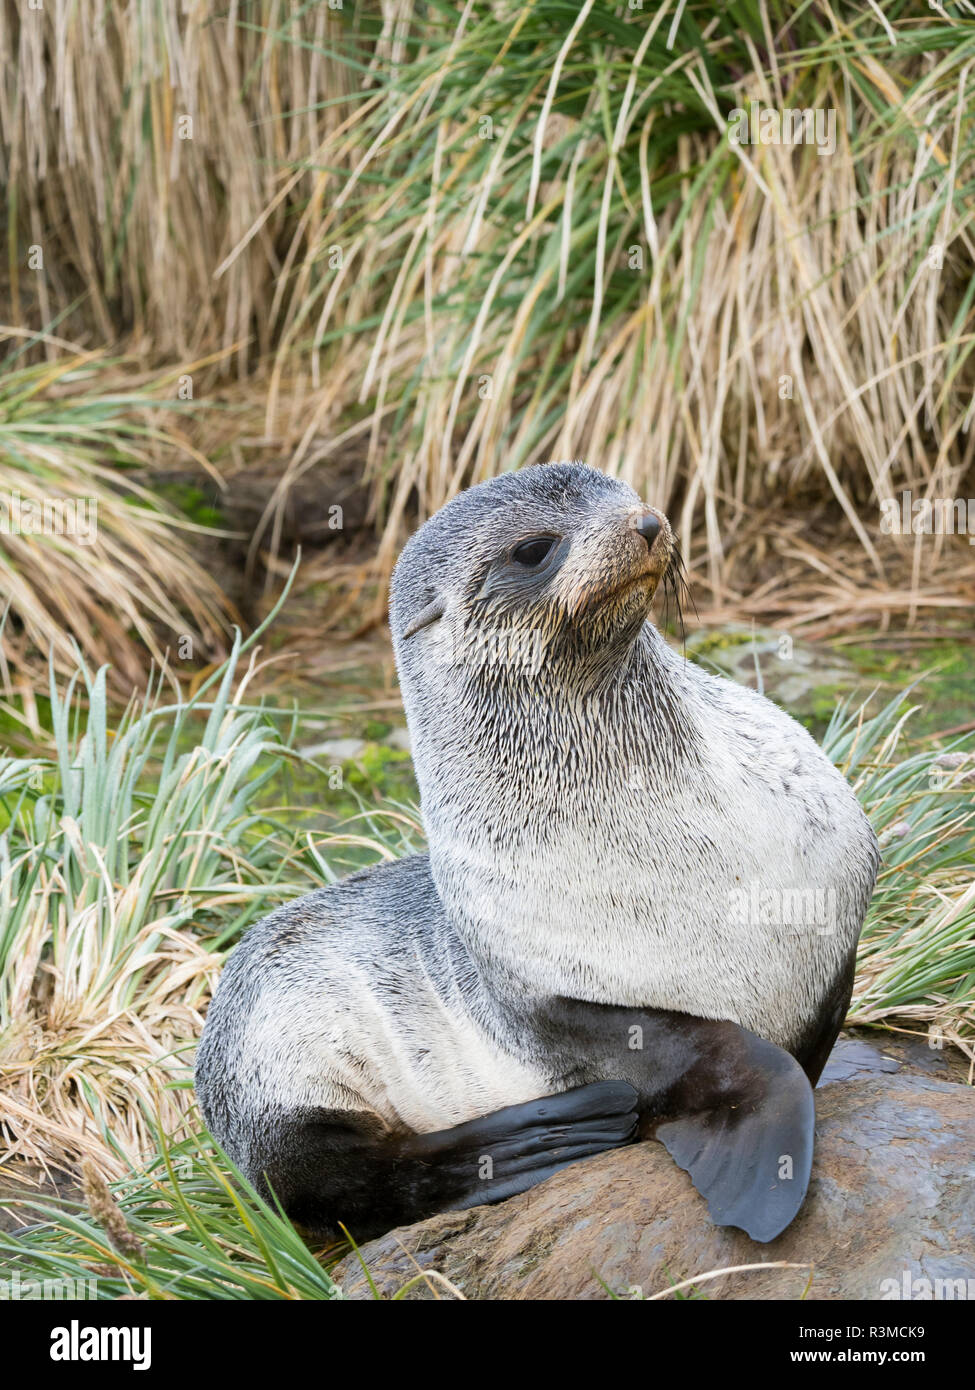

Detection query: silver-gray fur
(196, 461), (879, 1239)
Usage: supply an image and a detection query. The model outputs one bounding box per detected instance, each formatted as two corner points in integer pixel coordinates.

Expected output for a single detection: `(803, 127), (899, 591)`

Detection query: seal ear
(402, 597), (445, 639)
(655, 1031), (815, 1244)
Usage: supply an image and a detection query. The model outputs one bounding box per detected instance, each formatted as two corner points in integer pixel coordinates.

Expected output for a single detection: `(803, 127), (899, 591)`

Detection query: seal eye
(511, 535), (557, 567)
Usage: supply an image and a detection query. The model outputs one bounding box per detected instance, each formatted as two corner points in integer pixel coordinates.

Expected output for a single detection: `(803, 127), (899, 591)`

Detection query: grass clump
(268, 1), (975, 600)
(0, 344), (230, 692)
(826, 692), (975, 1061)
(6, 4), (974, 612)
(0, 595), (325, 1180)
(0, 1131), (342, 1301)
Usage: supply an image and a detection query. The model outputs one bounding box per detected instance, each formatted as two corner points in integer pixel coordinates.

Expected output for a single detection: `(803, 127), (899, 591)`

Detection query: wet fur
(196, 462), (879, 1241)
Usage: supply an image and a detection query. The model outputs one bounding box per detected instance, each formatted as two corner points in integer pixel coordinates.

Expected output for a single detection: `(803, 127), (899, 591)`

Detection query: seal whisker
(658, 537), (693, 653)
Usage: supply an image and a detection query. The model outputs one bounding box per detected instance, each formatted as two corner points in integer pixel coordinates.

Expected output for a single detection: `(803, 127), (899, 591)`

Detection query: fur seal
(196, 462), (879, 1244)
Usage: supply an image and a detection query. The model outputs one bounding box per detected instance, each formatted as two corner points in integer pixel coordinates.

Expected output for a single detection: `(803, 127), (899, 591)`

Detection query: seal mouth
(589, 527), (691, 642)
(600, 533), (673, 608)
(575, 508), (676, 618)
(598, 566), (661, 606)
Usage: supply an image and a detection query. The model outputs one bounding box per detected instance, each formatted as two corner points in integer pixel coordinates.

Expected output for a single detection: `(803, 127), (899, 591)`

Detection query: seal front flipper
(654, 1030), (814, 1244)
(254, 1081), (638, 1242)
(399, 1080), (640, 1210)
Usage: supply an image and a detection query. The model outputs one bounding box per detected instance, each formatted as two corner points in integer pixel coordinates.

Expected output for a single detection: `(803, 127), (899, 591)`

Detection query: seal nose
(634, 511), (661, 551)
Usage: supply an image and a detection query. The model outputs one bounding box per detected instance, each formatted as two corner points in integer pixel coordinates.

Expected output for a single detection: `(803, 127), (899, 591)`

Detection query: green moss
(361, 718), (392, 740)
(154, 482), (225, 529)
(842, 635), (975, 737)
(345, 743), (413, 791)
(686, 629), (756, 657)
(795, 685), (857, 739)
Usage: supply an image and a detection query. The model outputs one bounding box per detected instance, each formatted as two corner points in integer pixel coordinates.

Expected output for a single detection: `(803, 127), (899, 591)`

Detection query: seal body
(196, 462), (879, 1242)
(197, 856), (545, 1143)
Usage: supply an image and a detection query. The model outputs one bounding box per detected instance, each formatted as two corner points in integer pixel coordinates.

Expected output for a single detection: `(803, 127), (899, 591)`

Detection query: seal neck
(402, 621), (700, 999)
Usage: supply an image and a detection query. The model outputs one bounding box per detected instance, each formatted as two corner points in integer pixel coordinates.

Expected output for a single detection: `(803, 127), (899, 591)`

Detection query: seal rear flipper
(256, 1082), (638, 1242)
(655, 1034), (814, 1244)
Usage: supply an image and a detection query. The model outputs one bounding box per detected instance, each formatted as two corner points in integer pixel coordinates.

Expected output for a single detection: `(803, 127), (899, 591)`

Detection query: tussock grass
(0, 601), (327, 1181)
(0, 0), (356, 368)
(261, 1), (975, 605)
(828, 695), (975, 1063)
(0, 340), (231, 692)
(4, 3), (974, 612)
(0, 1132), (342, 1300)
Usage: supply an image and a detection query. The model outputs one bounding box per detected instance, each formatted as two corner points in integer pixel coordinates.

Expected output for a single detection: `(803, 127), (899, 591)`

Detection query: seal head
(391, 461), (674, 675)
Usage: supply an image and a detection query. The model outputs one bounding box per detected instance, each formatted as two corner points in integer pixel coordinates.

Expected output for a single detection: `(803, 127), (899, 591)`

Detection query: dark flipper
(257, 1080), (638, 1241)
(655, 1033), (814, 1243)
(401, 1080), (639, 1210)
(527, 997), (817, 1244)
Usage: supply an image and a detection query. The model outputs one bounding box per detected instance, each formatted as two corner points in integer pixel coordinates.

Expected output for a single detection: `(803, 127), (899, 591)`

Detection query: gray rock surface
(332, 1041), (975, 1300)
(685, 623), (858, 720)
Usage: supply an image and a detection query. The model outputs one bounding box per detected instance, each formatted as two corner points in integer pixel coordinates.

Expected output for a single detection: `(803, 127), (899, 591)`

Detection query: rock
(818, 1036), (900, 1083)
(331, 1043), (975, 1300)
(684, 624), (858, 725)
(828, 1031), (972, 1086)
(298, 737), (366, 762)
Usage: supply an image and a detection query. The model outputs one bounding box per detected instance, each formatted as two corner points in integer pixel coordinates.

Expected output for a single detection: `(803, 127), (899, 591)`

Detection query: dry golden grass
(255, 4), (975, 612)
(3, 2), (973, 632)
(1, 0), (357, 369)
(0, 339), (233, 695)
